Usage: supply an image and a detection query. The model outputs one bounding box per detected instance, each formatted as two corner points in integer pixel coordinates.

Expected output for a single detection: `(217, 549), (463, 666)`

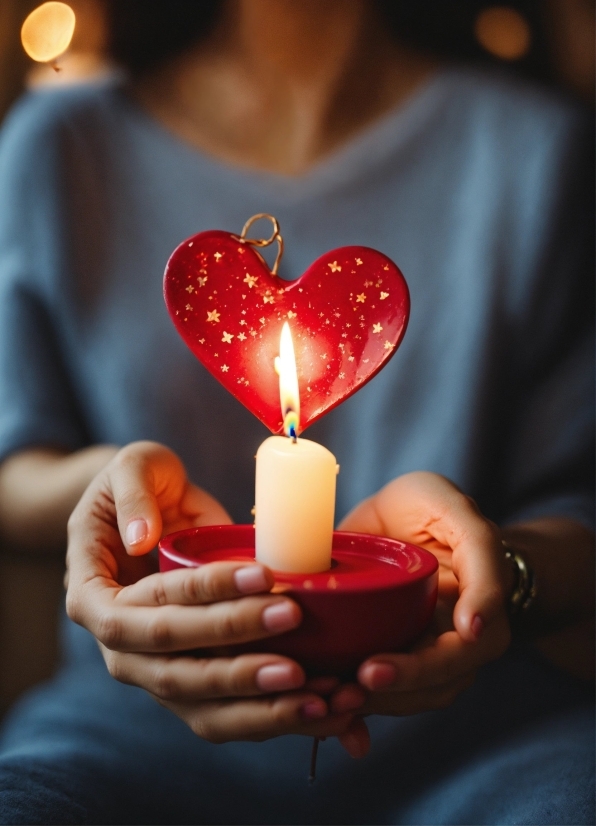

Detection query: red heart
(164, 230), (409, 434)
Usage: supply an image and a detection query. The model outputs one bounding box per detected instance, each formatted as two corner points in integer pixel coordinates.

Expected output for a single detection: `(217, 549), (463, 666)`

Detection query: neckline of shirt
(116, 67), (460, 206)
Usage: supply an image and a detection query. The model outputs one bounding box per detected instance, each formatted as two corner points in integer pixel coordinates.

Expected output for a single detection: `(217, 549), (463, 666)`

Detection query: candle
(255, 323), (338, 573)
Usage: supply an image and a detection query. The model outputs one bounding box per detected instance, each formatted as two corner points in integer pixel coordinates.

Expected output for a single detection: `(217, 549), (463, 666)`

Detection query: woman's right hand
(65, 441), (366, 746)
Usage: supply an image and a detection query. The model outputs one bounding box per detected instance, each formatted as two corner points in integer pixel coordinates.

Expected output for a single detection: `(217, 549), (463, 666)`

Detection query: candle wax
(255, 436), (337, 573)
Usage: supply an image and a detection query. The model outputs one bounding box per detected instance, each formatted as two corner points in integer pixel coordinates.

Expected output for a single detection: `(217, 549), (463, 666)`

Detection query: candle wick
(289, 423), (297, 443)
(308, 737), (320, 784)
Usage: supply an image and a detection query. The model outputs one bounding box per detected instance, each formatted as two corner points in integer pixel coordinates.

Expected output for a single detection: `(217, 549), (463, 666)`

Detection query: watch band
(502, 540), (537, 614)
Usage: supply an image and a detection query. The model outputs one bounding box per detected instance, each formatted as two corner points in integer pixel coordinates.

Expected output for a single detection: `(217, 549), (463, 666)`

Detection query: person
(0, 1), (593, 823)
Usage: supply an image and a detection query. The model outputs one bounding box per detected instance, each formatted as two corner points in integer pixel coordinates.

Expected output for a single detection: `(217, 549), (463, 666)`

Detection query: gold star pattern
(320, 353), (328, 361)
(263, 295), (274, 304)
(356, 293), (366, 303)
(259, 317), (266, 325)
(250, 330), (257, 337)
(199, 338), (205, 344)
(237, 332), (247, 341)
(197, 277), (207, 287)
(222, 331), (234, 344)
(221, 364), (229, 372)
(206, 310), (220, 323)
(244, 274), (258, 288)
(328, 261), (342, 272)
(384, 340), (393, 350)
(339, 372), (345, 379)
(239, 319), (247, 326)
(214, 252), (223, 261)
(185, 285), (194, 293)
(373, 323), (383, 333)
(185, 304), (193, 311)
(348, 355), (354, 362)
(355, 258), (363, 265)
(380, 291), (389, 300)
(287, 310), (297, 319)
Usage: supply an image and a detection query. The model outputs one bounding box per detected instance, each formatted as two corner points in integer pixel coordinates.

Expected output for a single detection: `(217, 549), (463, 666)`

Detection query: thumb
(451, 516), (510, 641)
(108, 442), (187, 556)
(338, 718), (370, 759)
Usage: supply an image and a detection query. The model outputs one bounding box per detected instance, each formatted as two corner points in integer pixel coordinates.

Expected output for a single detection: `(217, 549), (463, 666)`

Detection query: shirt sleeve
(0, 92), (89, 463)
(501, 108), (594, 530)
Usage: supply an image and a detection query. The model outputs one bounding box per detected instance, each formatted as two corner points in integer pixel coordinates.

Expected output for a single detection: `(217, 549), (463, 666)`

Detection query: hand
(66, 441), (365, 745)
(337, 472), (513, 733)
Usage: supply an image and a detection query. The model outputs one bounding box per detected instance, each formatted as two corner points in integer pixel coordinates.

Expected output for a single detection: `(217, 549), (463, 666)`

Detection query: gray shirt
(0, 68), (592, 527)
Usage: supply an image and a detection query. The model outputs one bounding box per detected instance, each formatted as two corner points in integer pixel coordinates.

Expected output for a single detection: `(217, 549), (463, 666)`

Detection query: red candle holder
(159, 525), (438, 675)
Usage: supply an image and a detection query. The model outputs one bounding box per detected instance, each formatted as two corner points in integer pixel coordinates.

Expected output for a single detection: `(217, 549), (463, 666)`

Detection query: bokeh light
(474, 6), (531, 61)
(21, 2), (76, 64)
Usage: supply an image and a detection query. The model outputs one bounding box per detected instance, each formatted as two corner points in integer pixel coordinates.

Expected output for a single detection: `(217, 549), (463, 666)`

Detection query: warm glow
(21, 2), (76, 63)
(275, 322), (300, 437)
(475, 6), (531, 61)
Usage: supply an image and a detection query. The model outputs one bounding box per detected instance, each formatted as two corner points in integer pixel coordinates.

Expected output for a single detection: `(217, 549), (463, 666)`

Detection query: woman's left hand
(333, 472), (513, 753)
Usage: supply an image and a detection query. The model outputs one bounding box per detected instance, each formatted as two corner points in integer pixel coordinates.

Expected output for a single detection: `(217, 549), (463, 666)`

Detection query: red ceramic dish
(159, 524), (438, 675)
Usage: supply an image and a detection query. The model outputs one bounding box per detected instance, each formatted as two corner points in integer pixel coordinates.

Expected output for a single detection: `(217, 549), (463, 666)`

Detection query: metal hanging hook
(236, 213), (284, 276)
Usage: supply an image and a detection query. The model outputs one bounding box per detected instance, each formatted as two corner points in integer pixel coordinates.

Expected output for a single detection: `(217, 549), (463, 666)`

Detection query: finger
(358, 619), (508, 693)
(102, 649), (307, 701)
(450, 518), (511, 642)
(173, 695), (358, 744)
(116, 562), (274, 607)
(89, 589), (302, 652)
(338, 717), (371, 758)
(108, 442), (187, 556)
(359, 671), (476, 716)
(328, 683), (367, 714)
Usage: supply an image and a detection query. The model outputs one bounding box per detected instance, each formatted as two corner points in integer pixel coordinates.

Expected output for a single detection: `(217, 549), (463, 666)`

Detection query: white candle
(255, 323), (338, 573)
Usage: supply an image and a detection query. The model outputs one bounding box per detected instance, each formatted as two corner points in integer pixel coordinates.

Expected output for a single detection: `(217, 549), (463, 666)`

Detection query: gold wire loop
(236, 213), (284, 275)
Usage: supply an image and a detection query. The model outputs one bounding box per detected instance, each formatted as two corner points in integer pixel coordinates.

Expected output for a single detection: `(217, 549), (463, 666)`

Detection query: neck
(136, 0), (438, 175)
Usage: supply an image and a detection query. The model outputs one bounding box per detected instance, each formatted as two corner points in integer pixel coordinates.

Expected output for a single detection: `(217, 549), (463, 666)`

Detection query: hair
(104, 0), (549, 81)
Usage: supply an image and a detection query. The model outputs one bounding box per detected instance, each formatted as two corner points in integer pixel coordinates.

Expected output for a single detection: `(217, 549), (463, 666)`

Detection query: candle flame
(277, 322), (300, 438)
(21, 2), (76, 64)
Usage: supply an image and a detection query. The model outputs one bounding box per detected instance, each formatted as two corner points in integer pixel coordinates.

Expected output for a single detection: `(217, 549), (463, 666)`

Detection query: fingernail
(262, 602), (300, 633)
(364, 662), (397, 690)
(256, 664), (303, 692)
(234, 565), (268, 594)
(471, 614), (484, 639)
(126, 519), (147, 546)
(301, 700), (327, 720)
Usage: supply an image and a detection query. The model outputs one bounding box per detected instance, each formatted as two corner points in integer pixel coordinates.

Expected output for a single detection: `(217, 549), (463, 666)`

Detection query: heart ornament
(164, 215), (409, 434)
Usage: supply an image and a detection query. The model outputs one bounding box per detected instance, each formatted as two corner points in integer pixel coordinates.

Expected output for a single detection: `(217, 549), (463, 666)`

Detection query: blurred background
(0, 0), (593, 718)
